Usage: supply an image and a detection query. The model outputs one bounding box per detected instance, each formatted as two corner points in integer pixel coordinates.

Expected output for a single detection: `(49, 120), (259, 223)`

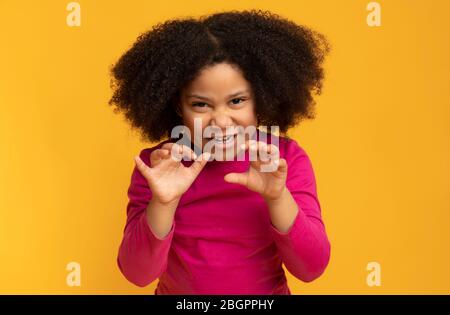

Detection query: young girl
(109, 9), (331, 295)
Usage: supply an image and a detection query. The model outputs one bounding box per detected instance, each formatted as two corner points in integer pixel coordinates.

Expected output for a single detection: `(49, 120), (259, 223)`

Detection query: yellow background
(1, 0), (449, 294)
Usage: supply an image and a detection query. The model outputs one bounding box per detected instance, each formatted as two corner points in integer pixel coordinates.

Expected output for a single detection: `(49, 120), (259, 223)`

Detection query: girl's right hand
(134, 143), (210, 205)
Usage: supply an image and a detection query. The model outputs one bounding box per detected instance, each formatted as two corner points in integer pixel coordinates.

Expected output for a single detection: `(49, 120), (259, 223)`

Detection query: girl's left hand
(224, 140), (288, 201)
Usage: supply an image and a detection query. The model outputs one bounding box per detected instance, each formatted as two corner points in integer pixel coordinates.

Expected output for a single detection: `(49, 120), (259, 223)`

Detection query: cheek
(240, 104), (258, 126)
(182, 115), (210, 140)
(182, 111), (204, 127)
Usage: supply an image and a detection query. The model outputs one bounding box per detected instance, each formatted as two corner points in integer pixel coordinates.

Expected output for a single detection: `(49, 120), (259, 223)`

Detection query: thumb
(134, 155), (152, 180)
(224, 172), (249, 186)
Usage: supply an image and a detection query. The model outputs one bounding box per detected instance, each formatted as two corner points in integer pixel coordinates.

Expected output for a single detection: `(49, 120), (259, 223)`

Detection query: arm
(117, 149), (177, 287)
(267, 140), (331, 283)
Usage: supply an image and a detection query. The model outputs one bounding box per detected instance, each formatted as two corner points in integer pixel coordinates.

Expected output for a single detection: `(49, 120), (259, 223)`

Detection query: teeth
(215, 135), (231, 140)
(213, 135), (234, 143)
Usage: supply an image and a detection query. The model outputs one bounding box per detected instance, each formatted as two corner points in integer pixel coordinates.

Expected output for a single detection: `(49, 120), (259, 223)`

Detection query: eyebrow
(186, 90), (249, 101)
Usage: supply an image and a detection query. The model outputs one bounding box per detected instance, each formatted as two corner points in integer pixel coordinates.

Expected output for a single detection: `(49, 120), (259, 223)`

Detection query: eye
(230, 97), (245, 105)
(192, 102), (208, 108)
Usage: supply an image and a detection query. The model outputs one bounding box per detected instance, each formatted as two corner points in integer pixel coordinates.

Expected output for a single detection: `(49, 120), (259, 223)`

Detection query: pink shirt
(117, 131), (331, 294)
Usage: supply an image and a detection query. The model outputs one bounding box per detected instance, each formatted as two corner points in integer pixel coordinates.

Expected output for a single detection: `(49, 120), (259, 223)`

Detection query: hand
(223, 140), (288, 201)
(134, 143), (210, 205)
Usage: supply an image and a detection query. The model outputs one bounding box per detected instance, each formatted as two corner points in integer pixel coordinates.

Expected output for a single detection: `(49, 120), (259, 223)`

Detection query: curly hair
(108, 9), (331, 143)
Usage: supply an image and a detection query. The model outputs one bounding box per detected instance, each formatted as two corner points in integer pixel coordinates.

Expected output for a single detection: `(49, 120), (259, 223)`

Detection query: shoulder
(277, 135), (316, 178)
(278, 135), (307, 158)
(256, 129), (309, 162)
(257, 129), (313, 171)
(263, 132), (308, 164)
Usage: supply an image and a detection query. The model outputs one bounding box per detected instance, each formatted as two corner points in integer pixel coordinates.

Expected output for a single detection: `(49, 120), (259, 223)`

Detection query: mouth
(205, 132), (237, 140)
(210, 134), (237, 144)
(203, 133), (241, 149)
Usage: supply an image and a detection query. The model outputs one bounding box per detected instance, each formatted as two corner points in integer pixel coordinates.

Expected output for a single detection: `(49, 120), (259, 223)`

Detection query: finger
(239, 140), (259, 168)
(161, 142), (175, 151)
(263, 143), (280, 166)
(249, 141), (280, 163)
(190, 152), (211, 174)
(239, 139), (255, 151)
(176, 143), (197, 161)
(258, 143), (282, 173)
(266, 143), (280, 155)
(239, 139), (256, 160)
(180, 144), (197, 160)
(169, 143), (197, 161)
(242, 141), (279, 172)
(277, 158), (288, 173)
(161, 142), (182, 158)
(150, 149), (170, 164)
(224, 172), (249, 186)
(134, 155), (151, 178)
(247, 140), (267, 163)
(158, 149), (170, 158)
(246, 140), (266, 153)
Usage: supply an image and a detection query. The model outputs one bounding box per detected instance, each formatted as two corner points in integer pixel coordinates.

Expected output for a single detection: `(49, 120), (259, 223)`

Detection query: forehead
(182, 63), (251, 95)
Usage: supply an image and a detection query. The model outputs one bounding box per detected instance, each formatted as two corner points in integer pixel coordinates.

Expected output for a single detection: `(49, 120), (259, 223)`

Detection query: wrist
(152, 195), (181, 207)
(263, 185), (288, 205)
(146, 197), (179, 222)
(146, 199), (177, 240)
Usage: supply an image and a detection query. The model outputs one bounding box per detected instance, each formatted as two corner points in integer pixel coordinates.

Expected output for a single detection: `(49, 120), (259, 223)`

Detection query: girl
(109, 9), (331, 295)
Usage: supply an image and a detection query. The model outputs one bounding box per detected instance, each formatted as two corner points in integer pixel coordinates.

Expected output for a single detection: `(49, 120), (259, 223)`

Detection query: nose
(210, 111), (235, 132)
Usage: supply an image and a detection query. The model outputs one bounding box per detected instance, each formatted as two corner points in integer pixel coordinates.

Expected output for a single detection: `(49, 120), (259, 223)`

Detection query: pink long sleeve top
(117, 131), (331, 294)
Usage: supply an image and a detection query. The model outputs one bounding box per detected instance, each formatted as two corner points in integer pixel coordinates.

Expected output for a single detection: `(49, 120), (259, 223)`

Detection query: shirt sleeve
(269, 139), (331, 283)
(117, 148), (175, 287)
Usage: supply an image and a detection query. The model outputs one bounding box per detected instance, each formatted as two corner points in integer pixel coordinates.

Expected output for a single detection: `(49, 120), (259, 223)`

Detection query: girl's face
(179, 62), (258, 158)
